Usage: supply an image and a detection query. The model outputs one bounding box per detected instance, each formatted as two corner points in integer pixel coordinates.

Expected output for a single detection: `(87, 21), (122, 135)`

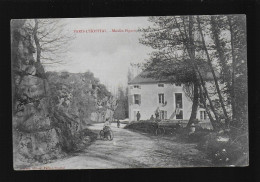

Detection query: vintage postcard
(11, 16), (248, 170)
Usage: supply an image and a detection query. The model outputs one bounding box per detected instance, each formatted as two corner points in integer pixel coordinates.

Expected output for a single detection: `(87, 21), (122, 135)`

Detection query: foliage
(114, 87), (128, 120)
(140, 16), (202, 126)
(47, 70), (113, 124)
(124, 120), (158, 134)
(197, 130), (248, 166)
(139, 16), (248, 166)
(73, 128), (98, 151)
(125, 120), (184, 136)
(140, 15), (247, 131)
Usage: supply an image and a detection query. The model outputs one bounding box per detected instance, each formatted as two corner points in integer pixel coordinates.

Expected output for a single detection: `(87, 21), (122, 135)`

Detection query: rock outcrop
(11, 20), (97, 169)
(46, 71), (118, 124)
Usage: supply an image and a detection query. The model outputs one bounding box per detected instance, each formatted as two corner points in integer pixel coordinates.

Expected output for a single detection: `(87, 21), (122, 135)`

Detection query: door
(175, 93), (183, 119)
(134, 111), (137, 121)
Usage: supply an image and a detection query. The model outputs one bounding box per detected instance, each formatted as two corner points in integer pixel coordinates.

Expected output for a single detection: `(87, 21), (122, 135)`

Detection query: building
(128, 72), (209, 122)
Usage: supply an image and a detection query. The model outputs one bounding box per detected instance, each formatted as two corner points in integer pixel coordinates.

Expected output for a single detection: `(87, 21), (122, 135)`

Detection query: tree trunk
(33, 19), (41, 63)
(187, 80), (199, 127)
(197, 65), (220, 122)
(181, 16), (219, 124)
(198, 85), (218, 130)
(211, 16), (234, 123)
(186, 16), (199, 128)
(228, 16), (236, 122)
(174, 16), (219, 127)
(197, 15), (230, 127)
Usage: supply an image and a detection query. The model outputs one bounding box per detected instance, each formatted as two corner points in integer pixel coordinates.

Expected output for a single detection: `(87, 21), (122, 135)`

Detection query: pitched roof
(128, 68), (219, 85)
(128, 72), (169, 84)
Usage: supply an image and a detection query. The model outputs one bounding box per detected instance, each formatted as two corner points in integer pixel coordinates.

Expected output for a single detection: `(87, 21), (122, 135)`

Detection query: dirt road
(35, 123), (212, 169)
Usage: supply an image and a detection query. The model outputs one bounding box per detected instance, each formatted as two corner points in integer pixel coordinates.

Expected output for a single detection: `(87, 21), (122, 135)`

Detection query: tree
(227, 15), (247, 128)
(114, 86), (128, 120)
(25, 19), (75, 65)
(197, 15), (230, 126)
(127, 68), (134, 83)
(200, 15), (247, 128)
(47, 70), (114, 125)
(140, 15), (248, 130)
(140, 16), (215, 127)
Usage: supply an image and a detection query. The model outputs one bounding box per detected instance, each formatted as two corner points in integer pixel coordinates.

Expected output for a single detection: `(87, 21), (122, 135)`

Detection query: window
(128, 95), (133, 105)
(134, 94), (141, 105)
(158, 93), (164, 104)
(200, 111), (203, 120)
(134, 85), (141, 89)
(175, 83), (181, 87)
(160, 110), (167, 120)
(158, 83), (164, 87)
(200, 111), (207, 120)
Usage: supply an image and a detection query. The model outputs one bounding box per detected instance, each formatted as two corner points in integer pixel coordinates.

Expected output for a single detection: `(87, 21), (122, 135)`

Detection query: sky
(44, 17), (154, 93)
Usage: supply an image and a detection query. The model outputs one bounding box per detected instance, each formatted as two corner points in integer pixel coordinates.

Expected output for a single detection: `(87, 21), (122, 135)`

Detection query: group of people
(135, 110), (159, 122)
(150, 110), (160, 121)
(136, 104), (182, 122)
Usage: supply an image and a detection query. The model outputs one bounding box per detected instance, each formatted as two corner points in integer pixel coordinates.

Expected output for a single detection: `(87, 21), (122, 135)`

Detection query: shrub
(73, 128), (98, 151)
(124, 120), (158, 134)
(197, 131), (248, 166)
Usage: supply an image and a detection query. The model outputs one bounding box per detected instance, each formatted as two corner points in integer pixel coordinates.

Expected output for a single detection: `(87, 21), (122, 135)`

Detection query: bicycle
(155, 121), (182, 136)
(155, 126), (165, 135)
(99, 127), (114, 141)
(153, 122), (165, 136)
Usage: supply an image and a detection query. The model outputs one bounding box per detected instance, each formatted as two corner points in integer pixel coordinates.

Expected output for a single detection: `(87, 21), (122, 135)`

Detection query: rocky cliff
(11, 20), (97, 169)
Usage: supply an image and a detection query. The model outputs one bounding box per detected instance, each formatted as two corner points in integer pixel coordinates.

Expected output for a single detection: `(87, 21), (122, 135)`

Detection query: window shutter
(162, 94), (164, 104)
(139, 94), (141, 105)
(128, 95), (133, 105)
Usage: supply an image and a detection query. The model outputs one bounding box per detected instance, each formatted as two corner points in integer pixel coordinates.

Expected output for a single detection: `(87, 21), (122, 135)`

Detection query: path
(33, 123), (212, 169)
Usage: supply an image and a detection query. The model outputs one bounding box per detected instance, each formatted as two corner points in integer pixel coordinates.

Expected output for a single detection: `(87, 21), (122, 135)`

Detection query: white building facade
(128, 74), (207, 122)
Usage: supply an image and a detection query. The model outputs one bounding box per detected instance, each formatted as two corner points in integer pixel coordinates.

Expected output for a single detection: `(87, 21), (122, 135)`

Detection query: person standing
(136, 111), (141, 121)
(155, 107), (160, 119)
(176, 103), (181, 115)
(155, 111), (159, 119)
(150, 115), (155, 121)
(103, 118), (110, 132)
(117, 119), (120, 128)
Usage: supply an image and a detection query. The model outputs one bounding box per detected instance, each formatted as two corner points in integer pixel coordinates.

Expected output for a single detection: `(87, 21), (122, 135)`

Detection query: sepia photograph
(11, 15), (248, 170)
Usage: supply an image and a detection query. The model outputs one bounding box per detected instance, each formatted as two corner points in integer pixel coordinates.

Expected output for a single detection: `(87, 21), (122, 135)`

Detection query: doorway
(175, 93), (183, 119)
